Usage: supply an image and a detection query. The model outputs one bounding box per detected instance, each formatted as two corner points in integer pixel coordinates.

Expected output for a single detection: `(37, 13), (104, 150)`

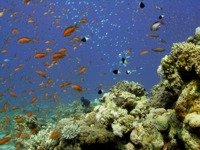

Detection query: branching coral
(61, 123), (80, 140)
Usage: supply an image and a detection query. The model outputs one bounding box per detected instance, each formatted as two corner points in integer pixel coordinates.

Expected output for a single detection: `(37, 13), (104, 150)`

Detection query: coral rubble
(14, 27), (200, 149)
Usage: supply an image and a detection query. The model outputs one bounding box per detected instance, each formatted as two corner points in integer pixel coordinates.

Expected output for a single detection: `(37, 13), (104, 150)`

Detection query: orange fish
(0, 137), (11, 145)
(34, 52), (47, 59)
(152, 47), (165, 52)
(71, 84), (83, 92)
(60, 81), (71, 88)
(51, 52), (66, 60)
(36, 70), (46, 78)
(140, 50), (149, 56)
(47, 79), (54, 85)
(63, 25), (77, 37)
(11, 28), (19, 35)
(79, 66), (87, 74)
(58, 48), (67, 54)
(3, 102), (9, 112)
(23, 0), (31, 5)
(17, 37), (32, 44)
(14, 64), (24, 72)
(79, 18), (88, 24)
(30, 96), (37, 104)
(71, 37), (81, 43)
(9, 91), (17, 98)
(26, 111), (33, 117)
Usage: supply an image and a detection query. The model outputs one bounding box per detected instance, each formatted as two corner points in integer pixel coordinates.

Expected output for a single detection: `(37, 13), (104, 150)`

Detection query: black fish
(113, 69), (120, 74)
(81, 96), (90, 107)
(121, 57), (126, 64)
(126, 70), (131, 75)
(139, 2), (145, 9)
(158, 15), (164, 19)
(81, 37), (87, 42)
(98, 89), (103, 94)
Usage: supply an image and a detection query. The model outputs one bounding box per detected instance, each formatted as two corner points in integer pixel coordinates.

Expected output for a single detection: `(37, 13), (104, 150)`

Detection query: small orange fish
(25, 111), (33, 117)
(36, 70), (46, 78)
(60, 81), (71, 88)
(152, 47), (165, 52)
(0, 137), (11, 145)
(79, 18), (88, 24)
(9, 91), (17, 98)
(71, 84), (83, 92)
(79, 66), (87, 74)
(30, 96), (37, 104)
(34, 52), (47, 59)
(63, 25), (77, 37)
(140, 50), (149, 56)
(51, 52), (66, 60)
(47, 79), (54, 85)
(17, 37), (32, 44)
(3, 102), (9, 112)
(14, 64), (24, 72)
(11, 28), (19, 35)
(23, 0), (31, 5)
(71, 37), (81, 43)
(58, 48), (67, 54)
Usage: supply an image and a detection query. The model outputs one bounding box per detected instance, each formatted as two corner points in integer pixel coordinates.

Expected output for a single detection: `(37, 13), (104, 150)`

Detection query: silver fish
(150, 21), (163, 31)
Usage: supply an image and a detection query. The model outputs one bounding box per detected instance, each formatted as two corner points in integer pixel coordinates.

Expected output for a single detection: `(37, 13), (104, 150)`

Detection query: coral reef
(13, 27), (200, 149)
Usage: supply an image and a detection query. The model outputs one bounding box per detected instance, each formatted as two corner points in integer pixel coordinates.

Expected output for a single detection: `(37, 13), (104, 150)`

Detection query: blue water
(0, 1), (200, 146)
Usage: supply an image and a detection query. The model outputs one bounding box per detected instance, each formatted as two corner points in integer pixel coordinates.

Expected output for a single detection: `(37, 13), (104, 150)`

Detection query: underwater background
(1, 0), (200, 150)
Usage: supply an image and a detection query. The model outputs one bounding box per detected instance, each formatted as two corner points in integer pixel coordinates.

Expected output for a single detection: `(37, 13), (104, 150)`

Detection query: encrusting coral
(13, 27), (200, 150)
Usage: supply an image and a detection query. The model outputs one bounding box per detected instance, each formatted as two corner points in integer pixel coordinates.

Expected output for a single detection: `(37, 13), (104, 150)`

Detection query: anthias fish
(17, 37), (32, 44)
(36, 70), (46, 78)
(51, 52), (66, 60)
(152, 47), (165, 52)
(0, 137), (11, 145)
(79, 66), (87, 74)
(34, 52), (47, 59)
(63, 25), (77, 37)
(71, 84), (83, 92)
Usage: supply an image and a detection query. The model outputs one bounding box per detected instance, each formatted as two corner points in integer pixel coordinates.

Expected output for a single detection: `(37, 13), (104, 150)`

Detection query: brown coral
(50, 129), (61, 140)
